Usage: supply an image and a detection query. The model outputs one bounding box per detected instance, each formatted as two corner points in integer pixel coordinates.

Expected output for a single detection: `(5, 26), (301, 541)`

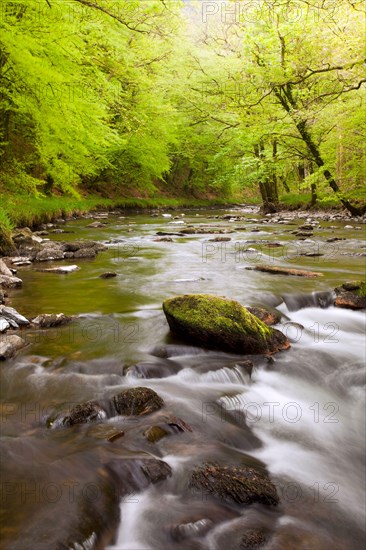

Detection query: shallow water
(1, 207), (365, 549)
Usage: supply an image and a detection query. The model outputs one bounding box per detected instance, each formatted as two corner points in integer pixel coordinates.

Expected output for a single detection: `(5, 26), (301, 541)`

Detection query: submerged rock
(189, 463), (279, 507)
(334, 281), (366, 310)
(0, 334), (28, 359)
(144, 425), (169, 443)
(99, 271), (117, 279)
(48, 401), (107, 428)
(240, 529), (268, 548)
(106, 457), (172, 495)
(163, 294), (289, 355)
(112, 386), (164, 416)
(144, 416), (193, 442)
(247, 265), (322, 278)
(87, 424), (124, 442)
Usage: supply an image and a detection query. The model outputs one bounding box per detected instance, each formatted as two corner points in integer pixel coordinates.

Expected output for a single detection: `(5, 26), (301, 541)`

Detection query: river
(1, 207), (365, 549)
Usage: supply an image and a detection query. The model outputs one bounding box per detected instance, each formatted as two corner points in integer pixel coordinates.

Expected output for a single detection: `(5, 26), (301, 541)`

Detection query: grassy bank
(0, 193), (241, 255)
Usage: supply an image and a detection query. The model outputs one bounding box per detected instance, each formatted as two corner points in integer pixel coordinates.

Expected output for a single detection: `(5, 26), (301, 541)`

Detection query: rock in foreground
(334, 281), (366, 310)
(163, 294), (289, 354)
(189, 463), (279, 506)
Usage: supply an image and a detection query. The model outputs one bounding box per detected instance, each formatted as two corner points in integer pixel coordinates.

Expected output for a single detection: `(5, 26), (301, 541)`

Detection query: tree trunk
(274, 86), (365, 216)
(310, 183), (317, 207)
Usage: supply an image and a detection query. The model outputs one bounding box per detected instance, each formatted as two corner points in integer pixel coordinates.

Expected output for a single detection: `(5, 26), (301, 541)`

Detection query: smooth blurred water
(1, 207), (365, 549)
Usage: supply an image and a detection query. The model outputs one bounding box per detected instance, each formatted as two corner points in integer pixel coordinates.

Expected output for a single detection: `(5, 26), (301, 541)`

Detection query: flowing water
(1, 207), (365, 549)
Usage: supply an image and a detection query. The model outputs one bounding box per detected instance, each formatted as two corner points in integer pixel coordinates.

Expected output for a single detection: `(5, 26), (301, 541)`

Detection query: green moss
(341, 281), (366, 296)
(163, 294), (272, 341)
(0, 208), (15, 255)
(351, 281), (366, 297)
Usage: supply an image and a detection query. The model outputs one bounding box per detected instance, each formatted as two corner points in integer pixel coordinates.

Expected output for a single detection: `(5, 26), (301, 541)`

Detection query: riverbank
(0, 194), (238, 255)
(1, 190), (365, 256)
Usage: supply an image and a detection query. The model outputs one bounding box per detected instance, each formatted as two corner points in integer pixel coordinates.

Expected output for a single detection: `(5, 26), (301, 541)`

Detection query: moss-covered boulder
(334, 281), (366, 310)
(163, 294), (289, 354)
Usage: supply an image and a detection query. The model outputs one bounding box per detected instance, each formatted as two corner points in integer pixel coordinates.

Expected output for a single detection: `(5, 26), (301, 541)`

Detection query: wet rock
(39, 265), (80, 274)
(144, 416), (193, 442)
(266, 242), (283, 247)
(167, 416), (193, 433)
(144, 425), (169, 442)
(163, 294), (290, 355)
(0, 318), (11, 332)
(35, 246), (65, 262)
(171, 518), (214, 542)
(231, 360), (254, 377)
(0, 259), (13, 277)
(247, 265), (322, 278)
(300, 251), (324, 257)
(12, 227), (33, 245)
(334, 281), (366, 310)
(246, 306), (281, 326)
(73, 247), (97, 258)
(293, 231), (313, 237)
(48, 401), (107, 428)
(112, 386), (164, 416)
(0, 290), (6, 304)
(297, 224), (314, 231)
(154, 237), (174, 242)
(106, 457), (172, 495)
(0, 305), (30, 328)
(126, 360), (181, 378)
(87, 221), (106, 228)
(189, 463), (279, 507)
(0, 334), (28, 359)
(240, 529), (267, 548)
(99, 271), (117, 279)
(87, 424), (124, 442)
(32, 313), (74, 328)
(208, 236), (232, 242)
(326, 237), (345, 242)
(156, 231), (181, 237)
(180, 228), (234, 235)
(63, 240), (102, 252)
(9, 257), (32, 266)
(0, 274), (23, 288)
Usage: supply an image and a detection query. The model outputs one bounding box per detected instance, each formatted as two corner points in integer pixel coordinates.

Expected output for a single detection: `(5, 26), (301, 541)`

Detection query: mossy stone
(163, 294), (289, 354)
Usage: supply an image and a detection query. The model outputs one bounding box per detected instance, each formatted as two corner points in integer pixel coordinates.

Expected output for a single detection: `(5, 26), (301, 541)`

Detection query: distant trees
(0, 0), (365, 212)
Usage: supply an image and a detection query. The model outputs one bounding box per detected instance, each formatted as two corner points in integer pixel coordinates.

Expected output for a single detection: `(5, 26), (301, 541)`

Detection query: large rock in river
(334, 281), (366, 310)
(163, 294), (289, 354)
(189, 463), (279, 506)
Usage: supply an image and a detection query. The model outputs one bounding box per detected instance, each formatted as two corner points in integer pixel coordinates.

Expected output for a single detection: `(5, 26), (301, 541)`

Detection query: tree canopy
(0, 0), (365, 213)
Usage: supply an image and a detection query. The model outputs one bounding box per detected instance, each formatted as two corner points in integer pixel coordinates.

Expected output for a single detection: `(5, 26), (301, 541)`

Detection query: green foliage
(0, 0), (364, 228)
